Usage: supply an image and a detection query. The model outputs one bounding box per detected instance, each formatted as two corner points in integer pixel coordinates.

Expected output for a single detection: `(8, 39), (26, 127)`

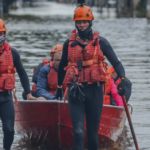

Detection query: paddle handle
(122, 95), (140, 150)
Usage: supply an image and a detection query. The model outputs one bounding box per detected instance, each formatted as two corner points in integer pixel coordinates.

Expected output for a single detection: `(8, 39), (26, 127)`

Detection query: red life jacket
(0, 42), (16, 92)
(32, 59), (49, 91)
(103, 66), (119, 105)
(47, 62), (57, 95)
(103, 68), (112, 105)
(64, 30), (107, 85)
(47, 62), (66, 95)
(103, 76), (111, 105)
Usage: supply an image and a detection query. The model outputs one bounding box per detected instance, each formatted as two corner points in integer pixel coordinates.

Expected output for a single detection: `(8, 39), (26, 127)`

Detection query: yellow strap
(57, 85), (62, 88)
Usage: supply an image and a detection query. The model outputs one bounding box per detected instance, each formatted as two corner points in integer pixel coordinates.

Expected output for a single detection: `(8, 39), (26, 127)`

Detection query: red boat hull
(14, 100), (126, 149)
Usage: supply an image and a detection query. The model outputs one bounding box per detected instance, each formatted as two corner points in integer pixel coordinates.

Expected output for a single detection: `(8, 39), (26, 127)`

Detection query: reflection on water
(12, 126), (133, 150)
(0, 13), (150, 150)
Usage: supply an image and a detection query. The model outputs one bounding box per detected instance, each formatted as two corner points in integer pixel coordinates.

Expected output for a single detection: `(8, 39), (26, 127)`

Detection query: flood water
(0, 2), (150, 150)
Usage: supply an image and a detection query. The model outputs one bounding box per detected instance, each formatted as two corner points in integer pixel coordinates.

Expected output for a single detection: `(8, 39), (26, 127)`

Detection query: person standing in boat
(55, 1), (126, 150)
(36, 50), (66, 100)
(0, 19), (37, 150)
(22, 45), (63, 100)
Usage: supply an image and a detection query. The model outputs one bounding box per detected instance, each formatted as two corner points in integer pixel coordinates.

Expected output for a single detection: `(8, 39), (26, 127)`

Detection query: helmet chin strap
(0, 34), (6, 46)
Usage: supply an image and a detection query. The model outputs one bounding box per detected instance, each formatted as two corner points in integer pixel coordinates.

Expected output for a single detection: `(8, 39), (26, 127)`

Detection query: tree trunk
(147, 0), (150, 23)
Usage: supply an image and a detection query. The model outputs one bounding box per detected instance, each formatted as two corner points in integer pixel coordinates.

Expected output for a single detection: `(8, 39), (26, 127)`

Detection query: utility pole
(0, 0), (3, 19)
(147, 0), (150, 23)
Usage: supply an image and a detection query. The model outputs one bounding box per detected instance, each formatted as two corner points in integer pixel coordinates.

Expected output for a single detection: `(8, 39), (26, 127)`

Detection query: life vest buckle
(73, 74), (80, 84)
(97, 82), (100, 87)
(78, 67), (82, 71)
(81, 49), (85, 52)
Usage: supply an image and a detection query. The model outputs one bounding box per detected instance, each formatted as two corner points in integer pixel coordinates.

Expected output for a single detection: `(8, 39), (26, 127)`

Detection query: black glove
(118, 78), (126, 96)
(55, 88), (63, 100)
(68, 82), (85, 104)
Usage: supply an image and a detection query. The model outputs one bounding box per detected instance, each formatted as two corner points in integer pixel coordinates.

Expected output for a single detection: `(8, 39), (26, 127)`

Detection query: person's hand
(26, 93), (37, 100)
(55, 86), (63, 100)
(118, 77), (126, 96)
(36, 97), (46, 100)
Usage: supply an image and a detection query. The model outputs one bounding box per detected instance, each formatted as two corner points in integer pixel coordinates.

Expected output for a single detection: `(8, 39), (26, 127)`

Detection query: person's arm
(57, 39), (69, 86)
(110, 79), (124, 107)
(32, 63), (43, 83)
(36, 65), (55, 100)
(12, 48), (36, 100)
(99, 36), (125, 78)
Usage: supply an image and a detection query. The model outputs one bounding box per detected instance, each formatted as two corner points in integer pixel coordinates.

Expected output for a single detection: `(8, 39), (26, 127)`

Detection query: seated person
(104, 58), (132, 106)
(110, 67), (132, 105)
(36, 51), (66, 100)
(22, 45), (63, 99)
(103, 66), (124, 107)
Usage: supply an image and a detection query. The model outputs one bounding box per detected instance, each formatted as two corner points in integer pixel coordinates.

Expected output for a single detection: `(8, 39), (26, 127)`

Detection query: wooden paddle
(122, 95), (140, 150)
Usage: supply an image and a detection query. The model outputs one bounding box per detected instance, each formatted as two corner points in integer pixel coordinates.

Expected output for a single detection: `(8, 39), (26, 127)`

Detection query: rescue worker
(36, 50), (66, 100)
(55, 1), (126, 150)
(0, 19), (37, 150)
(104, 66), (124, 107)
(22, 45), (63, 99)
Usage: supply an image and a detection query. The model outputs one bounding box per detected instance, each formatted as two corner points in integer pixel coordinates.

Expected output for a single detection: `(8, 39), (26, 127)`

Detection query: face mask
(0, 35), (5, 46)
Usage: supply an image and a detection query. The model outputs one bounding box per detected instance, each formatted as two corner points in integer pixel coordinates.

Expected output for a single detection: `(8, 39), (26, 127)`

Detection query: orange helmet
(50, 45), (63, 58)
(0, 19), (7, 32)
(73, 5), (94, 21)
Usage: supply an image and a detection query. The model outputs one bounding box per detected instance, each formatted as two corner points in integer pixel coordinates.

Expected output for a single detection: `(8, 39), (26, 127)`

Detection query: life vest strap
(0, 74), (15, 77)
(67, 59), (99, 67)
(106, 93), (111, 96)
(64, 86), (68, 103)
(12, 87), (18, 105)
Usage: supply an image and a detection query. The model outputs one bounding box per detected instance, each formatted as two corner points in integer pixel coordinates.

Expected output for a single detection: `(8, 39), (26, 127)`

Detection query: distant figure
(22, 0), (32, 7)
(29, 0), (33, 7)
(22, 0), (26, 7)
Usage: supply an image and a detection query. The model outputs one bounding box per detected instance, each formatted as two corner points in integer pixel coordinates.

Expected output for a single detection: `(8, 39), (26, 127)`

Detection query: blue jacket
(36, 64), (58, 100)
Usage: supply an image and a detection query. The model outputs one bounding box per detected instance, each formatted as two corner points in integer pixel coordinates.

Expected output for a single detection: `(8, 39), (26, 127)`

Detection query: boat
(14, 100), (126, 149)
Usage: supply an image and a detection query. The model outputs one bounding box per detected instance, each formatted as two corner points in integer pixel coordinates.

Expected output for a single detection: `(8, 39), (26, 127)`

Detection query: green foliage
(136, 7), (146, 17)
(136, 0), (146, 17)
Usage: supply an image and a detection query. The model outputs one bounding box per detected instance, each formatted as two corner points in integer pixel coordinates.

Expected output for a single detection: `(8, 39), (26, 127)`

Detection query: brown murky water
(0, 5), (150, 150)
